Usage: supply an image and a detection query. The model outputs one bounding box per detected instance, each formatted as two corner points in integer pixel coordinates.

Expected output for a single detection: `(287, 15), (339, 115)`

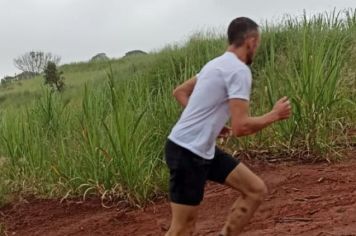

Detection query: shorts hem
(212, 160), (240, 184)
(169, 196), (202, 206)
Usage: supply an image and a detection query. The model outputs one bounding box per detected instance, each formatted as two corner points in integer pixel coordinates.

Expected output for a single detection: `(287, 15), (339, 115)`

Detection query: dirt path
(1, 153), (356, 236)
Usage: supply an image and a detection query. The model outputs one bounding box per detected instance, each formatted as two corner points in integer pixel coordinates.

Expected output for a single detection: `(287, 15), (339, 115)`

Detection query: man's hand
(229, 96), (293, 137)
(271, 96), (292, 121)
(173, 76), (197, 108)
(218, 126), (232, 138)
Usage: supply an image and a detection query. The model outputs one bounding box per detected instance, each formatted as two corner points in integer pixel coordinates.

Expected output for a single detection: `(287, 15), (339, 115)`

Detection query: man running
(165, 17), (292, 236)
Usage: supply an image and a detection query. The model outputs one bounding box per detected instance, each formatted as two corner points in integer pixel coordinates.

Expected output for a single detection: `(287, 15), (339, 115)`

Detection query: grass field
(0, 10), (355, 207)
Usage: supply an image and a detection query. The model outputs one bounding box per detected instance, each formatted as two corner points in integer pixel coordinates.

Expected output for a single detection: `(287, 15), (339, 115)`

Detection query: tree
(1, 76), (14, 86)
(14, 51), (61, 75)
(43, 62), (65, 92)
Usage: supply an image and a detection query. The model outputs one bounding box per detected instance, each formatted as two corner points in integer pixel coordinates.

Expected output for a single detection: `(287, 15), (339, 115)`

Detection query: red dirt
(1, 153), (356, 236)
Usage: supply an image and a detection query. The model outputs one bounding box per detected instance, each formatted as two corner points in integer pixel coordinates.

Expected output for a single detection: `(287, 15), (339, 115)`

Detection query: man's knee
(184, 213), (197, 227)
(246, 179), (268, 203)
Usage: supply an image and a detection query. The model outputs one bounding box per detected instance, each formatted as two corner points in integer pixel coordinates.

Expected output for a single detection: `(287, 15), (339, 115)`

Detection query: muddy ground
(1, 151), (355, 236)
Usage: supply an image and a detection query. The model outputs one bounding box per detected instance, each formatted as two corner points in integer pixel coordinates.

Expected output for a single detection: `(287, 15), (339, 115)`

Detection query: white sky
(0, 0), (355, 78)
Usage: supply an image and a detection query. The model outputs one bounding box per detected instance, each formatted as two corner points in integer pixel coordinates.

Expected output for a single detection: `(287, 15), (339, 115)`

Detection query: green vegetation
(0, 10), (355, 206)
(44, 62), (65, 92)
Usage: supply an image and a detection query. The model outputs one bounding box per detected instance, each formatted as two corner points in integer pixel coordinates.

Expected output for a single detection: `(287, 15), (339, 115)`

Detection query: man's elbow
(232, 124), (251, 137)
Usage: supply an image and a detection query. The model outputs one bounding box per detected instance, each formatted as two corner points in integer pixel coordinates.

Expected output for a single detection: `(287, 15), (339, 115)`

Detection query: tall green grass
(243, 10), (355, 159)
(0, 10), (355, 206)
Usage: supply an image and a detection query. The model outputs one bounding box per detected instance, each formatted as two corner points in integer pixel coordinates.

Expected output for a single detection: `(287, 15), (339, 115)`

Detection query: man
(165, 17), (292, 236)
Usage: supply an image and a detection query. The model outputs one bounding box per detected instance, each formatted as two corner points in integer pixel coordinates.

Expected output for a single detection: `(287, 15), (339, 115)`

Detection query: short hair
(227, 17), (259, 47)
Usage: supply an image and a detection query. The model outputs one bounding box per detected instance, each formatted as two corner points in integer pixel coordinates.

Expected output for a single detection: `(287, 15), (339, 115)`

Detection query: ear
(245, 37), (255, 49)
(247, 36), (259, 49)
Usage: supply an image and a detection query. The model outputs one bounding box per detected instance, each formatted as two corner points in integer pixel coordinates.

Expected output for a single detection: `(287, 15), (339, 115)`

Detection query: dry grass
(0, 157), (6, 168)
(0, 222), (8, 236)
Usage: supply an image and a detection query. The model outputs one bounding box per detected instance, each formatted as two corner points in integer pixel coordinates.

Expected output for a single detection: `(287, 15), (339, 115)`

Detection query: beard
(246, 50), (254, 65)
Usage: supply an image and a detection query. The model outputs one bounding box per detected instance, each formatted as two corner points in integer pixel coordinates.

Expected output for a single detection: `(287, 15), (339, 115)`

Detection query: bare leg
(165, 202), (199, 236)
(220, 163), (268, 236)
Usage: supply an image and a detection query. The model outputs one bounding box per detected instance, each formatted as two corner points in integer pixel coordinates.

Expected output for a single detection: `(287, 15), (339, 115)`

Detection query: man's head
(227, 17), (260, 65)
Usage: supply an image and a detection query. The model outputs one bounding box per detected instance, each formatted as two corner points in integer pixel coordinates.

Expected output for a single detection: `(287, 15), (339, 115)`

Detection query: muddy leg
(165, 202), (198, 236)
(220, 163), (268, 236)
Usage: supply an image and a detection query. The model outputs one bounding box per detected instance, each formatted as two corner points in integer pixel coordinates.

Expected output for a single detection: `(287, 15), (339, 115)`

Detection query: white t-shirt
(168, 51), (252, 160)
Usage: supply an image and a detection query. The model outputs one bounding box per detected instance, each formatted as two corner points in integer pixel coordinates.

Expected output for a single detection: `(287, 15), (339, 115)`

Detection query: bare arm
(172, 76), (197, 107)
(229, 97), (292, 137)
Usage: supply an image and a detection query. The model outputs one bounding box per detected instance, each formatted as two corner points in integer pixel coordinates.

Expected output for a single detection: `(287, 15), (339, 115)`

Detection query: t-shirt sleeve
(224, 68), (252, 101)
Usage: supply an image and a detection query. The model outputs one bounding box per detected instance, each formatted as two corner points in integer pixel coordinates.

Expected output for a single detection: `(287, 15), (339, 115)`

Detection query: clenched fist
(272, 96), (292, 121)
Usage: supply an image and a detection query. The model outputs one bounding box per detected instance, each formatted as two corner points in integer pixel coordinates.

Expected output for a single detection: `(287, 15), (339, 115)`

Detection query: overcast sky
(0, 0), (355, 78)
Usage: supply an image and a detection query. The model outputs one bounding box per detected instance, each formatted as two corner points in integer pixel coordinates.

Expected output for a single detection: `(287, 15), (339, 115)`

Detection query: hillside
(0, 11), (355, 209)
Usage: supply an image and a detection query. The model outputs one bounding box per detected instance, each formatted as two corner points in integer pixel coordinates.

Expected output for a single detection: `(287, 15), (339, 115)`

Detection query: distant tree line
(2, 49), (148, 89)
(14, 51), (61, 75)
(0, 71), (38, 86)
(1, 51), (63, 89)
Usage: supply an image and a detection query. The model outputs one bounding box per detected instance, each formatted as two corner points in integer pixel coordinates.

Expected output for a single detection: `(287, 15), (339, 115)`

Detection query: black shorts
(165, 139), (240, 206)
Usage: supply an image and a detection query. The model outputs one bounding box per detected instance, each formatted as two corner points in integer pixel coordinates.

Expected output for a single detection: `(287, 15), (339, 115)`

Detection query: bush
(44, 62), (65, 92)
